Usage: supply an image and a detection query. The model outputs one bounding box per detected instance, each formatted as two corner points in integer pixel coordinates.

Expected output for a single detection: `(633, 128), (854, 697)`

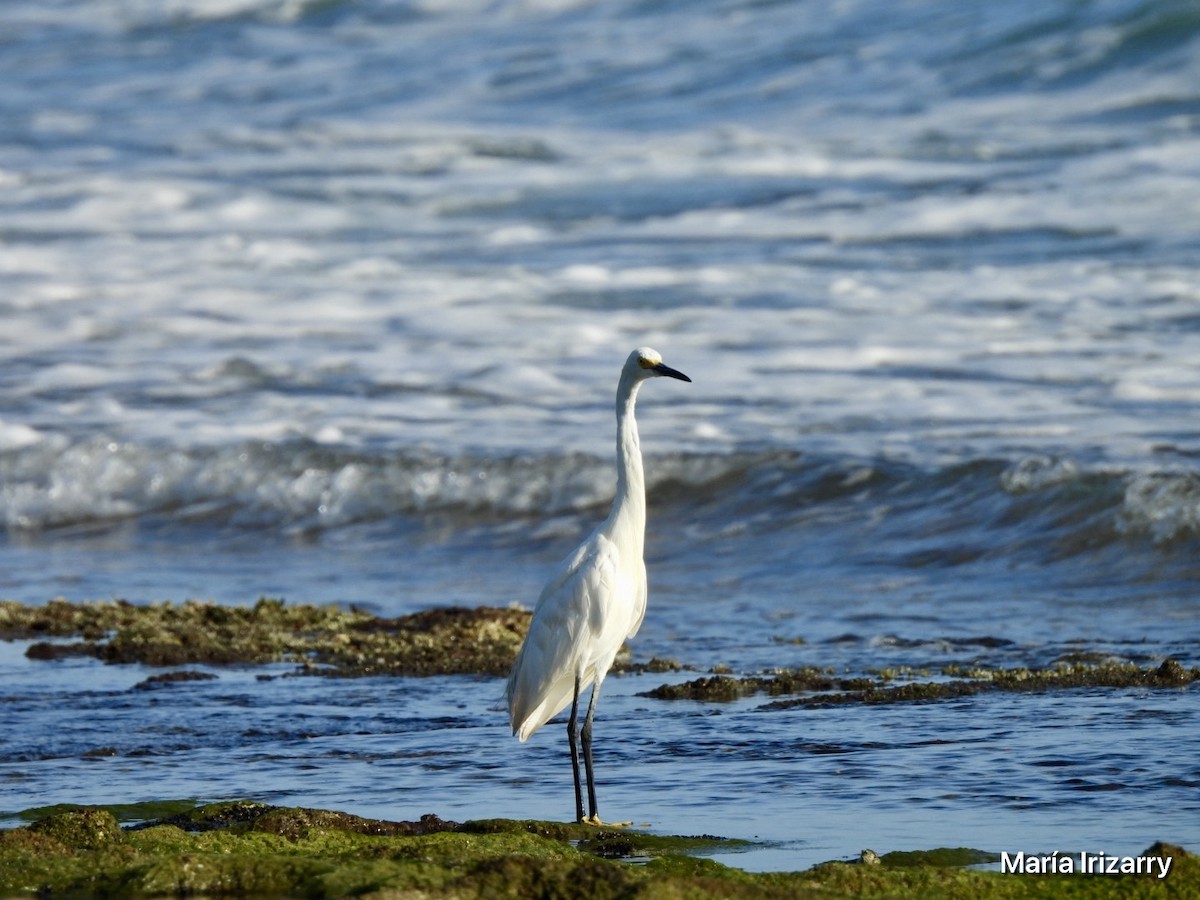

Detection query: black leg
(582, 679), (601, 822)
(568, 674), (584, 823)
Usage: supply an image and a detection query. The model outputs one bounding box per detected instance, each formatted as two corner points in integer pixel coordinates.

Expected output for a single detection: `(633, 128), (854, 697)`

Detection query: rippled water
(1, 0), (1199, 871)
(2, 639), (1196, 871)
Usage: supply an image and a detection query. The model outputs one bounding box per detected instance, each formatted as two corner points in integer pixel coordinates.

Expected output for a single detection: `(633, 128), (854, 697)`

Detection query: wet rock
(1150, 658), (1192, 686)
(627, 656), (687, 673)
(642, 674), (757, 701)
(760, 659), (1199, 710)
(134, 670), (219, 690)
(641, 667), (876, 702)
(644, 658), (1198, 709)
(24, 641), (99, 661)
(81, 747), (120, 758)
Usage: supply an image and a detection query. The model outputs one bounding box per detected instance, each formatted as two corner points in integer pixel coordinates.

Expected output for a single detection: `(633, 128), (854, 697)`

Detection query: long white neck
(606, 370), (646, 553)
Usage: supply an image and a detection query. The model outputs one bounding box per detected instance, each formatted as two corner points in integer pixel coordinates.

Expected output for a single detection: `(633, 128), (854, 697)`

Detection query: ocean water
(1, 0), (1199, 871)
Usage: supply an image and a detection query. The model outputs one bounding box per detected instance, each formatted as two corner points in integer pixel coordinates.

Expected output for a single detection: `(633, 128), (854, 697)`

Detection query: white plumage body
(505, 347), (689, 824)
(508, 522), (647, 742)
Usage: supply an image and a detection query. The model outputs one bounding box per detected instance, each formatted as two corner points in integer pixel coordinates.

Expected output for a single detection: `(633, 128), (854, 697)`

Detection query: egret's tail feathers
(508, 669), (575, 743)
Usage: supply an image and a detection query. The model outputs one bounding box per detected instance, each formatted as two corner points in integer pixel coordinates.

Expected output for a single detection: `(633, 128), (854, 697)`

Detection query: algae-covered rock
(0, 598), (532, 677)
(465, 854), (632, 900)
(738, 659), (1200, 710)
(642, 673), (759, 701)
(127, 800), (280, 833)
(880, 847), (1001, 867)
(0, 828), (75, 857)
(642, 667), (880, 702)
(249, 806), (457, 840)
(122, 851), (331, 897)
(332, 604), (530, 677)
(27, 809), (122, 851)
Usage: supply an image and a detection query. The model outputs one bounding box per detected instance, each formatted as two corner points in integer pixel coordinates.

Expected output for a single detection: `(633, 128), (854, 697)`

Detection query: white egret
(506, 347), (691, 825)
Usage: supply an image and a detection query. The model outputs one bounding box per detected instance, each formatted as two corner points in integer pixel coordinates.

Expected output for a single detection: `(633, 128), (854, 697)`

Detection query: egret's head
(627, 346), (691, 383)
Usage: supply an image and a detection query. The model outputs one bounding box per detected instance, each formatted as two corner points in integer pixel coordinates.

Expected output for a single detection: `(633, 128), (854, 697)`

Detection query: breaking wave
(3, 438), (1199, 557)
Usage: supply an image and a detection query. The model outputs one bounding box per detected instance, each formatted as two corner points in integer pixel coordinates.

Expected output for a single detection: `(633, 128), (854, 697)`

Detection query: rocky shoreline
(1, 801), (1193, 898)
(2, 598), (1195, 697)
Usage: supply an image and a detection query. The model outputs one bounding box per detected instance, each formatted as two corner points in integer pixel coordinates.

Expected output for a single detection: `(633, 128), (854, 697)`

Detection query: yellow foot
(579, 814), (633, 827)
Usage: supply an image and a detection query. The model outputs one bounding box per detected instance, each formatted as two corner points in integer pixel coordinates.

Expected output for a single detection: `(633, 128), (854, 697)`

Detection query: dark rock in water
(642, 667), (876, 702)
(1151, 658), (1192, 685)
(24, 641), (99, 661)
(134, 670), (219, 690)
(646, 658), (1199, 709)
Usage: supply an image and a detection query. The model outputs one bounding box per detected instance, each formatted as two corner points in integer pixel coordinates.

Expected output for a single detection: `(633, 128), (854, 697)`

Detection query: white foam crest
(3, 231), (1187, 466)
(1119, 471), (1200, 545)
(0, 431), (781, 533)
(0, 440), (583, 532)
(1000, 456), (1081, 494)
(18, 0), (322, 31)
(1, 437), (151, 530)
(0, 422), (45, 453)
(1113, 363), (1200, 404)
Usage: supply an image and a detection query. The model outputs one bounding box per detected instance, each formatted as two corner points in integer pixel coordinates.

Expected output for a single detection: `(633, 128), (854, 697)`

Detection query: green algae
(12, 800), (202, 827)
(0, 597), (531, 677)
(1, 802), (1194, 899)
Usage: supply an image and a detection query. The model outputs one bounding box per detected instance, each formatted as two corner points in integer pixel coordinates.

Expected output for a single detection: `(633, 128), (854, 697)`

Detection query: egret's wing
(625, 557), (648, 639)
(507, 536), (619, 741)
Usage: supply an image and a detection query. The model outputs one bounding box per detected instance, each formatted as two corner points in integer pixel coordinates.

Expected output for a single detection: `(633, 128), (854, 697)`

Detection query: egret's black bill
(653, 363), (691, 382)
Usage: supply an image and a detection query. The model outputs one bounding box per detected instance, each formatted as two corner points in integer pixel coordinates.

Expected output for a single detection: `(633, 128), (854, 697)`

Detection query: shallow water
(2, 640), (1196, 871)
(2, 0), (1199, 871)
